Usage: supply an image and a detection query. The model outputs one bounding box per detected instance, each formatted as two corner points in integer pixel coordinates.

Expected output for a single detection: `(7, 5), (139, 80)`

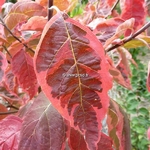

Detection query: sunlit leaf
(18, 92), (67, 150)
(120, 0), (146, 29)
(93, 17), (124, 44)
(0, 51), (8, 84)
(0, 115), (22, 150)
(4, 1), (47, 36)
(104, 18), (135, 49)
(35, 11), (112, 150)
(21, 16), (47, 31)
(12, 49), (38, 99)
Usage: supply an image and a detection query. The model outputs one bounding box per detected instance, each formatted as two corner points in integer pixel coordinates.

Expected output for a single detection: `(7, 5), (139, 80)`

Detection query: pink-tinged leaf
(0, 115), (22, 150)
(12, 49), (38, 99)
(104, 18), (135, 49)
(0, 104), (7, 120)
(116, 48), (132, 89)
(4, 1), (47, 36)
(68, 128), (88, 150)
(35, 12), (112, 150)
(21, 16), (47, 31)
(97, 132), (113, 150)
(93, 17), (124, 44)
(0, 51), (8, 84)
(107, 99), (131, 150)
(120, 0), (146, 29)
(147, 127), (150, 140)
(18, 92), (67, 150)
(0, 0), (5, 12)
(0, 84), (20, 101)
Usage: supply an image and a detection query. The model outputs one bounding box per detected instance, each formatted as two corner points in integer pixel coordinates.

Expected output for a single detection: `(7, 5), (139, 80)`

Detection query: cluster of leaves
(0, 0), (150, 150)
(116, 47), (150, 150)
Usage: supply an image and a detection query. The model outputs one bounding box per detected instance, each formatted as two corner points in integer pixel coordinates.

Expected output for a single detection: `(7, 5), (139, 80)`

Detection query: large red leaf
(120, 0), (146, 29)
(18, 92), (67, 150)
(34, 12), (112, 149)
(0, 51), (8, 84)
(12, 49), (38, 99)
(0, 115), (22, 150)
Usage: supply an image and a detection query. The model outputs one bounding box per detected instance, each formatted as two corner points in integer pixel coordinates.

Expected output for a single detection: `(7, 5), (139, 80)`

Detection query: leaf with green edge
(0, 115), (22, 150)
(0, 51), (8, 84)
(18, 92), (67, 150)
(108, 99), (131, 150)
(4, 1), (47, 36)
(34, 12), (112, 150)
(12, 49), (39, 99)
(120, 0), (146, 30)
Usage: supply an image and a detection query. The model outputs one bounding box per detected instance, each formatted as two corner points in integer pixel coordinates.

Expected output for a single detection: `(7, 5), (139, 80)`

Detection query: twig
(105, 0), (120, 18)
(2, 45), (12, 58)
(0, 110), (18, 115)
(48, 0), (53, 21)
(0, 17), (35, 54)
(106, 21), (150, 52)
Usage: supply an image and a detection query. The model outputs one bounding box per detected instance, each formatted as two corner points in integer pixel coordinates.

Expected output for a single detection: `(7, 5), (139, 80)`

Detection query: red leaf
(116, 48), (132, 89)
(0, 115), (22, 150)
(4, 1), (47, 36)
(120, 0), (146, 29)
(97, 132), (113, 150)
(0, 0), (5, 12)
(68, 128), (88, 150)
(18, 92), (67, 150)
(0, 51), (8, 84)
(35, 12), (112, 150)
(21, 16), (47, 31)
(0, 104), (7, 120)
(12, 49), (38, 99)
(147, 127), (150, 140)
(93, 17), (124, 44)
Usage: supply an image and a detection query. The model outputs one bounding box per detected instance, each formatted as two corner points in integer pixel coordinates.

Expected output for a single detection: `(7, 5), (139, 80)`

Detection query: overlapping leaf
(18, 92), (67, 150)
(107, 99), (131, 150)
(4, 1), (47, 37)
(12, 49), (38, 99)
(35, 12), (112, 150)
(0, 115), (22, 150)
(120, 0), (146, 29)
(0, 104), (7, 120)
(68, 128), (88, 150)
(0, 51), (8, 83)
(93, 17), (124, 44)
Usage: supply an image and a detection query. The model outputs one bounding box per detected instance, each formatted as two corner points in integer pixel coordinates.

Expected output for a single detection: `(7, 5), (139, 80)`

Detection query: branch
(0, 17), (35, 54)
(0, 110), (18, 115)
(2, 45), (12, 58)
(48, 0), (53, 21)
(105, 0), (120, 19)
(106, 21), (150, 52)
